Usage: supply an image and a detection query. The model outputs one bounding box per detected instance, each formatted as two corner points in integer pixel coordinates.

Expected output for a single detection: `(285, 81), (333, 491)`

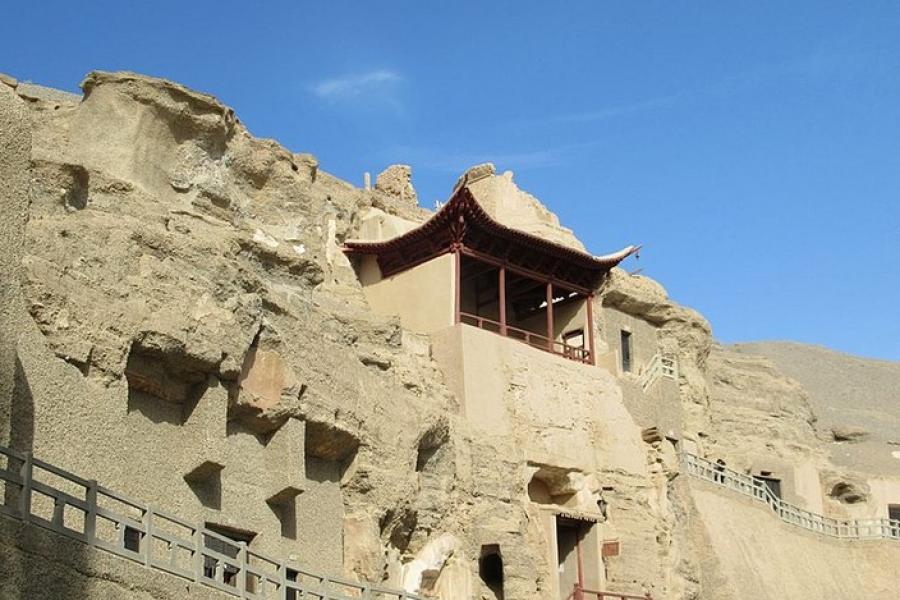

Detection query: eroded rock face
(6, 69), (900, 600)
(375, 164), (417, 206)
(11, 70), (463, 585)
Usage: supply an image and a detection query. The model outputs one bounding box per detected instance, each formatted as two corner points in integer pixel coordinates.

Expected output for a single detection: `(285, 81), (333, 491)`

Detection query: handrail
(638, 352), (677, 392)
(681, 452), (900, 541)
(571, 584), (652, 600)
(0, 443), (423, 599)
(638, 354), (662, 391)
(459, 311), (592, 364)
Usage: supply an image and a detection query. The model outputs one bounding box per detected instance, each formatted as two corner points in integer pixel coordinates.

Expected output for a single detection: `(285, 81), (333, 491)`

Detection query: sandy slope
(732, 341), (900, 475)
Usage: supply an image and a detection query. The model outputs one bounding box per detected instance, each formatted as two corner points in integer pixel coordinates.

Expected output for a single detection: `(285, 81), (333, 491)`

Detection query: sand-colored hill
(732, 341), (900, 476)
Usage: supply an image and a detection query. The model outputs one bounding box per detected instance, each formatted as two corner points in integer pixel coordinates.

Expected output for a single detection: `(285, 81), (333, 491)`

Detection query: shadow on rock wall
(2, 355), (93, 600)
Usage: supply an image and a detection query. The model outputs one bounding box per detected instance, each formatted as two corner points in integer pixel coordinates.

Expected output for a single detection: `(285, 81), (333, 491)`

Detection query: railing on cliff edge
(637, 353), (677, 392)
(459, 311), (592, 364)
(0, 443), (422, 600)
(569, 584), (652, 600)
(682, 452), (900, 541)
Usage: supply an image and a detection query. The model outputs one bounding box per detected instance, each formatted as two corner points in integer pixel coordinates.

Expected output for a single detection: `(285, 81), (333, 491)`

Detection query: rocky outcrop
(6, 70), (465, 585)
(601, 268), (714, 443)
(4, 69), (900, 600)
(375, 164), (417, 206)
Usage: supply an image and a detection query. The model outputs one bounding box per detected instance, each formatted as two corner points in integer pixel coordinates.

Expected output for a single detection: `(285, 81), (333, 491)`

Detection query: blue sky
(4, 2), (899, 360)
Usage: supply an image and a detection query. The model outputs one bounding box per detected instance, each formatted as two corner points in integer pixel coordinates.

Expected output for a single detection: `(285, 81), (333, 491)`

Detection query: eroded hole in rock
(380, 506), (419, 553)
(527, 466), (581, 506)
(416, 422), (450, 473)
(63, 164), (90, 210)
(125, 331), (218, 421)
(184, 461), (224, 510)
(829, 481), (868, 504)
(304, 420), (360, 467)
(267, 492), (298, 539)
(479, 544), (504, 600)
(32, 161), (90, 211)
(527, 476), (554, 505)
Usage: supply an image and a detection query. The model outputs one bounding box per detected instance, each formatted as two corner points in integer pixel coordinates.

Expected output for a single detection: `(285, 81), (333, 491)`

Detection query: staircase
(638, 352), (678, 392)
(0, 443), (422, 600)
(682, 452), (900, 541)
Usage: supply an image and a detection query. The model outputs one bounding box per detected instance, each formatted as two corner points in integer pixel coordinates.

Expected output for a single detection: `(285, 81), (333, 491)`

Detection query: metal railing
(0, 443), (422, 599)
(570, 585), (652, 600)
(459, 312), (592, 364)
(682, 453), (900, 541)
(637, 353), (677, 392)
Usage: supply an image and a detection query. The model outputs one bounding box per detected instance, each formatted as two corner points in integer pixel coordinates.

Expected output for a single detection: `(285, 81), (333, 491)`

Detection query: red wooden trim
(586, 293), (596, 366)
(576, 588), (652, 600)
(546, 282), (554, 351)
(454, 249), (461, 324)
(344, 187), (639, 291)
(575, 528), (585, 596)
(458, 313), (591, 364)
(499, 267), (507, 336)
(460, 246), (592, 295)
(352, 247), (452, 280)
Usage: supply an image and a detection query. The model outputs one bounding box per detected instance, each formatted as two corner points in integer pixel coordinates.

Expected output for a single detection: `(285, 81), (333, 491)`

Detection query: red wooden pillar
(546, 282), (554, 351)
(586, 293), (596, 365)
(575, 528), (586, 599)
(454, 249), (461, 324)
(498, 267), (507, 336)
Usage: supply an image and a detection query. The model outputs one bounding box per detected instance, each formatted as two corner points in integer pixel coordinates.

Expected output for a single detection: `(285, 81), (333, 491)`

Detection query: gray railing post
(19, 451), (32, 521)
(52, 496), (65, 530)
(143, 506), (154, 567)
(276, 561), (287, 600)
(85, 479), (98, 544)
(194, 527), (204, 582)
(238, 541), (248, 599)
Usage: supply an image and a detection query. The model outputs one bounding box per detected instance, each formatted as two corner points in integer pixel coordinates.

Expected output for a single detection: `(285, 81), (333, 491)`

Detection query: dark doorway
(479, 544), (504, 599)
(889, 505), (900, 538)
(754, 475), (782, 501)
(556, 517), (586, 600)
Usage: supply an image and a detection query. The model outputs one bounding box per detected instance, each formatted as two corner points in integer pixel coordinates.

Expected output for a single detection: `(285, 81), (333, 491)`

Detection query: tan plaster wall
(853, 477), (900, 520)
(358, 254), (455, 335)
(429, 324), (667, 596)
(355, 207), (421, 242)
(690, 479), (900, 599)
(600, 305), (681, 436)
(598, 307), (659, 376)
(747, 455), (824, 512)
(434, 323), (647, 475)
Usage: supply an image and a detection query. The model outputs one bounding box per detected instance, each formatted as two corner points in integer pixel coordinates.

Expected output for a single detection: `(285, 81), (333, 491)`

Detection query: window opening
(123, 525), (142, 553)
(620, 330), (632, 372)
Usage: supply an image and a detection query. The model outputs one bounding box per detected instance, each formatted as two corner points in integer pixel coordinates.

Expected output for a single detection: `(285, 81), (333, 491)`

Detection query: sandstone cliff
(1, 70), (899, 600)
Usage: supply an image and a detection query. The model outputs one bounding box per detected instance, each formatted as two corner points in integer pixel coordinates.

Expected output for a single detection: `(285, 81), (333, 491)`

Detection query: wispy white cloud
(310, 69), (402, 100)
(530, 46), (868, 127)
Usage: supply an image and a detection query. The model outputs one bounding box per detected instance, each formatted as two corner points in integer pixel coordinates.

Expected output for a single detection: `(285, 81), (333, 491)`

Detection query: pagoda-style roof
(344, 187), (638, 293)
